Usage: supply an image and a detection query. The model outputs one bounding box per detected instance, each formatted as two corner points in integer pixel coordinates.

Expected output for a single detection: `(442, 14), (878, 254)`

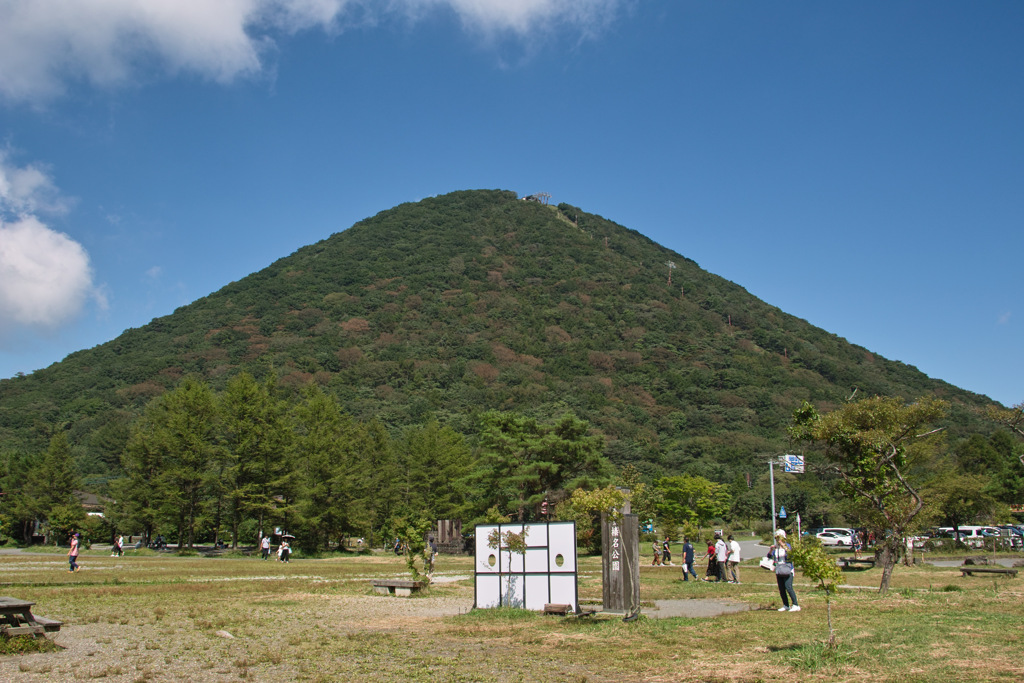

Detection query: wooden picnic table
(838, 557), (876, 569)
(371, 579), (425, 597)
(0, 596), (62, 637)
(959, 566), (1018, 578)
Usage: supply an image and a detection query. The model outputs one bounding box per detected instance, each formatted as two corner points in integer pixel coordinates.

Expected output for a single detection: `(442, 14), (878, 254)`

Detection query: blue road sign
(783, 454), (805, 473)
(779, 506), (787, 519)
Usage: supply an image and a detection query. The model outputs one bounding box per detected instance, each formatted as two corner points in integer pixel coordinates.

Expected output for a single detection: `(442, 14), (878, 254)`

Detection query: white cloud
(0, 151), (69, 215)
(0, 0), (624, 104)
(997, 311), (1011, 325)
(0, 215), (98, 329)
(0, 0), (267, 102)
(0, 154), (101, 335)
(425, 0), (622, 36)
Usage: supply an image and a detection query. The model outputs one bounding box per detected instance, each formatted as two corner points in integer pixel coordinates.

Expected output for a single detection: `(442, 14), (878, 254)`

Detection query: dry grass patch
(1, 551), (1023, 681)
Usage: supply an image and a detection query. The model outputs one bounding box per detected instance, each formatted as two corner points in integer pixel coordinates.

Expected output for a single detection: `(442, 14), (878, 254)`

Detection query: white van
(936, 526), (1000, 548)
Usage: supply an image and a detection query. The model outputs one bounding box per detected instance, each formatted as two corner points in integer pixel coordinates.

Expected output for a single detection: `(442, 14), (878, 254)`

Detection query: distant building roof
(76, 491), (111, 511)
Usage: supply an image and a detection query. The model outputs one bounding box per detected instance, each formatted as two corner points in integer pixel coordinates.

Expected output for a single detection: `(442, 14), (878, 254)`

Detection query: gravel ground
(1, 574), (753, 682)
(3, 592), (476, 682)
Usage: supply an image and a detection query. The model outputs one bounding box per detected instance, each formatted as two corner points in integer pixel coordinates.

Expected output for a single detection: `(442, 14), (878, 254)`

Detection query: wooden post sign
(601, 512), (639, 615)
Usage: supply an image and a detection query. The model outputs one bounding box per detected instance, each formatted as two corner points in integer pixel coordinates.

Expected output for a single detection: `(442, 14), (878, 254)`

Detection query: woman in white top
(767, 529), (800, 611)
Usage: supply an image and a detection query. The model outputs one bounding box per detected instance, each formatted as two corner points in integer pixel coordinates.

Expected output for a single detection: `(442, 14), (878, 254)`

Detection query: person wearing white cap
(767, 529), (799, 611)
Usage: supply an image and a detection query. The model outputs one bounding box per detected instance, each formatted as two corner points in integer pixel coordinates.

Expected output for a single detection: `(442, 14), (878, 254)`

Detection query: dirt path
(646, 598), (751, 618)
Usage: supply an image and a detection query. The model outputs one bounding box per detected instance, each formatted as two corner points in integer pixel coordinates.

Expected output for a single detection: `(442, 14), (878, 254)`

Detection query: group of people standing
(260, 534), (291, 562)
(673, 529), (800, 612)
(671, 533), (741, 583)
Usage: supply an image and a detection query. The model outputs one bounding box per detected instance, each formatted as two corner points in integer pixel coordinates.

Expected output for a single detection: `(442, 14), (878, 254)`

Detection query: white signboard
(782, 454), (805, 473)
(474, 521), (577, 612)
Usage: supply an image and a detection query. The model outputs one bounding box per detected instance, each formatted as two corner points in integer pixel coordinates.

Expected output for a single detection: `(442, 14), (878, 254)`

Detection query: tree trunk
(877, 541), (898, 594)
(826, 589), (836, 648)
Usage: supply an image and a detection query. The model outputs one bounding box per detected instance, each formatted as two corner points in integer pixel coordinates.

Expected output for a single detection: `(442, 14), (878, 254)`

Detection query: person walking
(703, 538), (718, 581)
(68, 532), (81, 573)
(681, 537), (698, 581)
(651, 539), (662, 566)
(768, 529), (800, 611)
(261, 534), (271, 560)
(727, 534), (741, 584)
(714, 533), (729, 582)
(662, 537), (673, 565)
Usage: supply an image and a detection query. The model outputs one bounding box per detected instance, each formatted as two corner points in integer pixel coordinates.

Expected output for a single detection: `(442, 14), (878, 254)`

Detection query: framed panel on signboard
(474, 521), (578, 612)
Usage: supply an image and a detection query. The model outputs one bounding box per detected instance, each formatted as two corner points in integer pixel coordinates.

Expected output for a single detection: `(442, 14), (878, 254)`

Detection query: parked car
(909, 533), (931, 549)
(816, 530), (853, 547)
(804, 527), (855, 538)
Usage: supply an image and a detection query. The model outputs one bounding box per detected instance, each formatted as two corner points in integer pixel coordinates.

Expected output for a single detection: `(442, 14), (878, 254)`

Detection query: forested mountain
(0, 189), (999, 495)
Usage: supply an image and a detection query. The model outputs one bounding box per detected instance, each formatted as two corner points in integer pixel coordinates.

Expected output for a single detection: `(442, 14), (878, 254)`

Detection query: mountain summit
(0, 189), (992, 482)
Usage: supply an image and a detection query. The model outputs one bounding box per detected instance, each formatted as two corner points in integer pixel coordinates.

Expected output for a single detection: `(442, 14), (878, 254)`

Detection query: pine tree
(292, 384), (362, 550)
(221, 373), (291, 545)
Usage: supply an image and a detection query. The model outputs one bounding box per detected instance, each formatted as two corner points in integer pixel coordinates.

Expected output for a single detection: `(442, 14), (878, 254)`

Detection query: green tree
(360, 419), (399, 546)
(115, 416), (168, 546)
(291, 384), (364, 551)
(730, 490), (764, 530)
(165, 377), (221, 548)
(385, 513), (435, 583)
(473, 411), (610, 522)
(0, 450), (38, 542)
(118, 376), (220, 548)
(790, 396), (948, 594)
(47, 503), (87, 546)
(981, 405), (1024, 503)
(790, 538), (845, 647)
(924, 473), (1000, 541)
(556, 485), (628, 554)
(26, 432), (83, 543)
(221, 373), (291, 545)
(398, 420), (472, 521)
(654, 474), (731, 535)
(984, 402), (1024, 445)
(616, 464), (661, 530)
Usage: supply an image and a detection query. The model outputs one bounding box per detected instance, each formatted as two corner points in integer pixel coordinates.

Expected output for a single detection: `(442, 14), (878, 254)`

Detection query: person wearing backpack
(767, 529), (799, 611)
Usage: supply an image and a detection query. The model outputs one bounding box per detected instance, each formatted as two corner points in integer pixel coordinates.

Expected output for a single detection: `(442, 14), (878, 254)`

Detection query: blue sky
(0, 1), (1021, 406)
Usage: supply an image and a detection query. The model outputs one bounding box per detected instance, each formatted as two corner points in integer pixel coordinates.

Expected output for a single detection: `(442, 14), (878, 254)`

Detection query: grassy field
(1, 547), (1022, 682)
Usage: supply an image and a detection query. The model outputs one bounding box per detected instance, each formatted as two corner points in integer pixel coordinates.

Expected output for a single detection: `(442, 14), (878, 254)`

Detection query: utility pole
(666, 261), (676, 284)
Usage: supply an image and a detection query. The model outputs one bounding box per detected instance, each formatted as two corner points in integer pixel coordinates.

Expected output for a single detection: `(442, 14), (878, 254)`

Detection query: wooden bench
(0, 597), (62, 637)
(371, 579), (425, 597)
(960, 566), (1018, 578)
(839, 557), (876, 569)
(543, 603), (573, 616)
